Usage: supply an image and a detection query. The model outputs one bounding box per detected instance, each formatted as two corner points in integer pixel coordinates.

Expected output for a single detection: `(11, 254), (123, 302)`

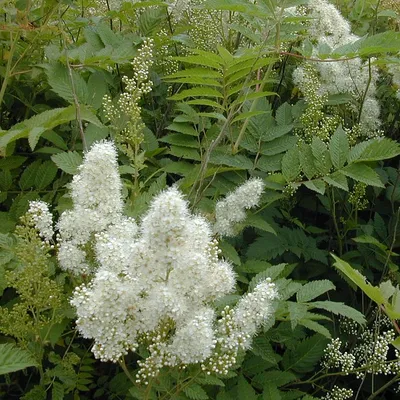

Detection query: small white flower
(214, 178), (265, 236)
(28, 200), (54, 241)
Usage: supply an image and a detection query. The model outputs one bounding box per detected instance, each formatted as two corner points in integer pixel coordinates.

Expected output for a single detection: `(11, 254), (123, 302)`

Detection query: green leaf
(341, 164), (384, 188)
(0, 156), (27, 170)
(351, 138), (400, 163)
(20, 160), (42, 190)
(0, 106), (102, 150)
(276, 103), (293, 126)
(0, 170), (12, 191)
(0, 343), (38, 375)
(249, 264), (288, 290)
(52, 381), (64, 400)
(296, 280), (336, 303)
(323, 172), (348, 191)
(283, 334), (328, 373)
(219, 240), (241, 265)
(237, 375), (258, 400)
(303, 179), (326, 195)
(256, 154), (283, 172)
(329, 127), (349, 169)
(260, 135), (297, 156)
(167, 122), (198, 136)
(282, 147), (301, 182)
(245, 213), (276, 235)
(298, 143), (317, 179)
(183, 383), (209, 400)
(357, 31), (400, 56)
(45, 62), (88, 104)
(51, 151), (83, 174)
(169, 87), (223, 101)
(160, 134), (199, 148)
(166, 68), (222, 79)
(310, 300), (366, 325)
(232, 110), (269, 123)
(263, 383), (282, 399)
(209, 152), (253, 169)
(87, 71), (109, 110)
(34, 161), (58, 190)
(299, 319), (331, 338)
(288, 302), (309, 330)
(239, 260), (272, 274)
(331, 254), (386, 306)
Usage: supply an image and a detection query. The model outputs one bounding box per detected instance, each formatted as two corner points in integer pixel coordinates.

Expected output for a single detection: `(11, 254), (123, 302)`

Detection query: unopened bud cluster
(322, 386), (353, 400)
(103, 38), (154, 160)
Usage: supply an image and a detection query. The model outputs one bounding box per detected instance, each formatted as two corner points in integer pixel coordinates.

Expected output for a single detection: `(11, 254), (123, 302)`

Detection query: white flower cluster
(57, 141), (123, 275)
(323, 325), (400, 381)
(322, 386), (353, 400)
(65, 141), (277, 381)
(214, 177), (265, 237)
(27, 200), (54, 242)
(388, 62), (400, 100)
(293, 0), (381, 135)
(354, 328), (396, 376)
(322, 338), (355, 374)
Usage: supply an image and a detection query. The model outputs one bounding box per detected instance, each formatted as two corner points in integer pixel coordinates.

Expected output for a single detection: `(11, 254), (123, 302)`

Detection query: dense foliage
(0, 0), (400, 399)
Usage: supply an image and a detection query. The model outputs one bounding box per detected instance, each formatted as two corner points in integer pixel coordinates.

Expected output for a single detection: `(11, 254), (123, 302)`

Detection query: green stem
(331, 188), (343, 256)
(0, 31), (20, 113)
(367, 373), (400, 400)
(119, 358), (137, 387)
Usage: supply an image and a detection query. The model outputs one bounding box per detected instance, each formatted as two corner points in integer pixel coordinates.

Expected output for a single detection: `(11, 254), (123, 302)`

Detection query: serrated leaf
(209, 153), (253, 169)
(310, 300), (366, 325)
(256, 154), (283, 172)
(52, 381), (64, 400)
(219, 240), (241, 265)
(0, 156), (27, 170)
(249, 264), (287, 290)
(323, 172), (348, 191)
(245, 213), (276, 235)
(351, 138), (400, 163)
(0, 170), (12, 191)
(299, 319), (331, 338)
(357, 31), (400, 56)
(45, 62), (88, 104)
(283, 334), (328, 373)
(260, 135), (297, 156)
(298, 142), (317, 179)
(34, 161), (57, 189)
(160, 134), (199, 148)
(288, 302), (308, 330)
(331, 254), (386, 306)
(51, 151), (82, 174)
(0, 343), (37, 375)
(263, 383), (282, 399)
(183, 383), (208, 400)
(20, 160), (42, 190)
(237, 375), (258, 400)
(303, 179), (326, 195)
(239, 260), (272, 274)
(282, 146), (301, 182)
(341, 164), (384, 188)
(167, 122), (198, 136)
(169, 87), (223, 101)
(276, 103), (292, 126)
(329, 127), (349, 169)
(296, 280), (336, 303)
